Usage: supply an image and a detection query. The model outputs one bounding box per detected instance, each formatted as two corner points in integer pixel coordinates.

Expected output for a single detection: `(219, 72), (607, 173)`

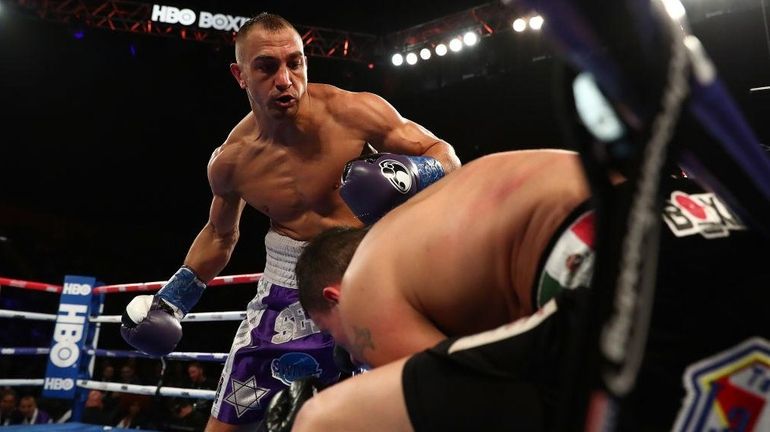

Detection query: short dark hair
(236, 12), (298, 43)
(297, 226), (369, 316)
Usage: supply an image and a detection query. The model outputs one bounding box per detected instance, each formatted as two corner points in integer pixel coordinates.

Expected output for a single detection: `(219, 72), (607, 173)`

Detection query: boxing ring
(0, 273), (262, 427)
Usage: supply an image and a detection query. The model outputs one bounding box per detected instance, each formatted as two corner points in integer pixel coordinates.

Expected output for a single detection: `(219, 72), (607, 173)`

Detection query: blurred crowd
(0, 359), (220, 431)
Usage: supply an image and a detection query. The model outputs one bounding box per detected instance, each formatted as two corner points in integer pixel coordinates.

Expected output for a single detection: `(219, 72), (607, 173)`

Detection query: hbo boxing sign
(43, 276), (95, 400)
(44, 377), (74, 391)
(50, 303), (88, 368)
(151, 4), (249, 31)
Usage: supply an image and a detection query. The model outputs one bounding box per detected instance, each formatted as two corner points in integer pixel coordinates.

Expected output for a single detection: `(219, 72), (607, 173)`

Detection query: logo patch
(270, 352), (323, 386)
(662, 191), (744, 238)
(223, 376), (269, 418)
(379, 159), (413, 194)
(674, 337), (770, 431)
(271, 301), (321, 344)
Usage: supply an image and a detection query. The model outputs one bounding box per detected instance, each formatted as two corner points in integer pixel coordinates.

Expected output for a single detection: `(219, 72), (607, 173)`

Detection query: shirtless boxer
(118, 12), (459, 431)
(288, 149), (770, 431)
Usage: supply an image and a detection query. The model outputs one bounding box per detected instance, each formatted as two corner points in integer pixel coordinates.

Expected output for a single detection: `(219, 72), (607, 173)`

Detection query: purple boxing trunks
(210, 230), (339, 424)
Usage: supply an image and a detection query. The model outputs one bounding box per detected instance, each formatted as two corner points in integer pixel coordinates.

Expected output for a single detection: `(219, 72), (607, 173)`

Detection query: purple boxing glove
(120, 296), (182, 356)
(120, 266), (206, 356)
(339, 153), (444, 225)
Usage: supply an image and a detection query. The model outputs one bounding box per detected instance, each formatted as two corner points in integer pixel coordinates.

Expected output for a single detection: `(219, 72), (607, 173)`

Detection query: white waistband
(263, 230), (307, 289)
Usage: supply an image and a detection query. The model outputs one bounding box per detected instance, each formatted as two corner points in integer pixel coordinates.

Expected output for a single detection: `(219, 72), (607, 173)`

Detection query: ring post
(74, 280), (105, 421)
(41, 275), (96, 421)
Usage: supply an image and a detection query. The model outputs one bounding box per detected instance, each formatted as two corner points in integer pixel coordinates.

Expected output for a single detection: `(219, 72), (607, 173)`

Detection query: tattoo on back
(351, 325), (375, 361)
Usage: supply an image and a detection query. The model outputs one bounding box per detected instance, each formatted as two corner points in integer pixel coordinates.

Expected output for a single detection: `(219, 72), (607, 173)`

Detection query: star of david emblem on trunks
(223, 376), (269, 417)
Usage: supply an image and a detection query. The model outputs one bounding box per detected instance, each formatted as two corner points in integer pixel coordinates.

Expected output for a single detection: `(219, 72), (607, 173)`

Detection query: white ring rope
(77, 380), (216, 400)
(1, 347), (50, 355)
(90, 310), (247, 323)
(85, 349), (229, 362)
(0, 309), (57, 321)
(0, 347), (229, 363)
(0, 379), (45, 387)
(0, 309), (245, 323)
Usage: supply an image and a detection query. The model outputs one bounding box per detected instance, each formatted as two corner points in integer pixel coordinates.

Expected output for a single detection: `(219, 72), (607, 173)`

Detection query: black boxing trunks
(402, 177), (770, 431)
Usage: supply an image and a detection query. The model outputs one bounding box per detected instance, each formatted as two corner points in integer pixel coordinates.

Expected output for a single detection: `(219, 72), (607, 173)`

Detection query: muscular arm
(349, 92), (461, 173)
(182, 148), (246, 282)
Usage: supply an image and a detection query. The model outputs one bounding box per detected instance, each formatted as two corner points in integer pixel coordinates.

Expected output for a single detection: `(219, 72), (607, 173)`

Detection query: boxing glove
(262, 377), (320, 432)
(120, 266), (205, 356)
(333, 344), (369, 379)
(339, 153), (444, 225)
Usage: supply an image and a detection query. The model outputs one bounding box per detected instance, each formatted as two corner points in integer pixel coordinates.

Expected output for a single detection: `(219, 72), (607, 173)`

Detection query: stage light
(463, 31), (478, 46)
(435, 43), (448, 56)
(449, 37), (463, 52)
(392, 53), (404, 66)
(513, 18), (527, 32)
(420, 48), (431, 60)
(406, 52), (418, 65)
(529, 15), (544, 30)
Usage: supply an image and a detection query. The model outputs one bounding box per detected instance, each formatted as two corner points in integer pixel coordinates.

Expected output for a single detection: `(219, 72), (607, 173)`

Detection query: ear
(322, 285), (341, 304)
(230, 63), (246, 89)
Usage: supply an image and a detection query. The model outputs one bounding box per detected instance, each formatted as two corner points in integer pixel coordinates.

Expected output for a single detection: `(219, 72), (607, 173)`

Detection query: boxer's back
(210, 84), (369, 240)
(346, 150), (591, 351)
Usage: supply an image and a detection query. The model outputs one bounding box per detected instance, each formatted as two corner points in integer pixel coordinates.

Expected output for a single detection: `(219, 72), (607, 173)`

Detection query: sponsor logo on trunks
(673, 337), (770, 432)
(271, 301), (321, 344)
(270, 352), (323, 386)
(662, 191), (745, 238)
(379, 159), (413, 194)
(223, 376), (269, 418)
(538, 211), (596, 307)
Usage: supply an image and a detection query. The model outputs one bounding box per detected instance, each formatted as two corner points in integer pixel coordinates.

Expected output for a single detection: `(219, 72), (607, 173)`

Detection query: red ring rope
(0, 273), (263, 295)
(0, 277), (62, 293)
(92, 273), (263, 294)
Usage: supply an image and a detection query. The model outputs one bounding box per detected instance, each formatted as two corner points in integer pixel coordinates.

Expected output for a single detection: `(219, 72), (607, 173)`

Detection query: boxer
(118, 11), (459, 431)
(285, 149), (770, 431)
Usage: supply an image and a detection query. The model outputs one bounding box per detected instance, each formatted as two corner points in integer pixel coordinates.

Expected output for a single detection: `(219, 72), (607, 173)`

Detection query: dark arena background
(1, 0), (769, 429)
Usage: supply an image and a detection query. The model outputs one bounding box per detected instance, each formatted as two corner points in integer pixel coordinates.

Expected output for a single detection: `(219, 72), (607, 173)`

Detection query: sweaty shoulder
(309, 83), (395, 133)
(207, 112), (256, 195)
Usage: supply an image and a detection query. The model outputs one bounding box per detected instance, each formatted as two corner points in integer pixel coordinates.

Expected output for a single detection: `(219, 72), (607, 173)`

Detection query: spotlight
(392, 53), (404, 66)
(406, 52), (418, 65)
(435, 43), (448, 56)
(463, 31), (478, 46)
(512, 18), (527, 32)
(449, 38), (463, 53)
(529, 15), (544, 30)
(419, 48), (431, 60)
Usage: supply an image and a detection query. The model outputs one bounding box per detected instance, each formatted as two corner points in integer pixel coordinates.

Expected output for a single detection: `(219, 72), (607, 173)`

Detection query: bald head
(235, 12), (302, 63)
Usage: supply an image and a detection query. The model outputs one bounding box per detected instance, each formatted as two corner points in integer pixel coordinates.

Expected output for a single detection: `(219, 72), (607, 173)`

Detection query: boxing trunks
(211, 230), (339, 425)
(402, 177), (770, 431)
